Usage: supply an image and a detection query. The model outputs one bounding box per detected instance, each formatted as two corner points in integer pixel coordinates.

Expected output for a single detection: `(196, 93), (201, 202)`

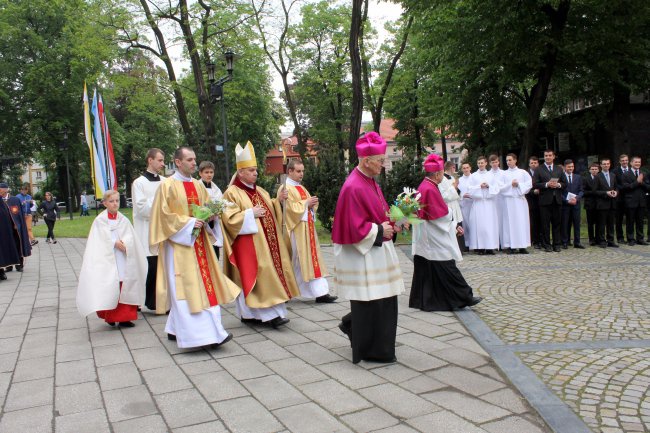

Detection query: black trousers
(597, 208), (616, 244)
(540, 203), (561, 247)
(45, 219), (56, 239)
(615, 205), (626, 241)
(144, 256), (158, 310)
(625, 206), (645, 242)
(561, 204), (581, 245)
(529, 206), (541, 245)
(586, 209), (597, 243)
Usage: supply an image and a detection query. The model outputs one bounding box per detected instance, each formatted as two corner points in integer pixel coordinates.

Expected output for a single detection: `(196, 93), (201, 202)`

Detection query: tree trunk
(348, 0), (364, 165)
(610, 78), (631, 156)
(519, 0), (571, 164)
(440, 125), (447, 161)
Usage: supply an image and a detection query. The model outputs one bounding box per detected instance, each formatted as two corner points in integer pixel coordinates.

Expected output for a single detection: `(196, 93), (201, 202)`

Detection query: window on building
(36, 171), (42, 179)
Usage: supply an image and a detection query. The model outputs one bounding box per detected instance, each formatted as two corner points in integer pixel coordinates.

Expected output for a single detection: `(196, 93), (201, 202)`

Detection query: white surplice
(412, 209), (462, 263)
(438, 176), (463, 223)
(467, 169), (500, 250)
(132, 173), (165, 256)
(202, 180), (224, 247)
(334, 224), (405, 301)
(499, 167), (533, 249)
(162, 172), (230, 348)
(457, 174), (473, 247)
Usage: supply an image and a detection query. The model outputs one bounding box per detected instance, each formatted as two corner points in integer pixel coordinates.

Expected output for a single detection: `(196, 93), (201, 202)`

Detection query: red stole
(182, 181), (218, 307)
(231, 178), (291, 299)
(294, 186), (322, 278)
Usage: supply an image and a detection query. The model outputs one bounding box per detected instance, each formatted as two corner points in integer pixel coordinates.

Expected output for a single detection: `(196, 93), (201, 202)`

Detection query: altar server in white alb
(499, 153), (533, 254)
(279, 159), (337, 303)
(332, 132), (405, 364)
(457, 162), (473, 249)
(466, 156), (500, 254)
(76, 190), (147, 327)
(131, 148), (166, 311)
(198, 160), (224, 260)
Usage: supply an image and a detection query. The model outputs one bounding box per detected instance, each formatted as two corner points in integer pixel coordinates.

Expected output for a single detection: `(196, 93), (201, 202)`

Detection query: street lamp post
(206, 50), (235, 182)
(60, 130), (73, 221)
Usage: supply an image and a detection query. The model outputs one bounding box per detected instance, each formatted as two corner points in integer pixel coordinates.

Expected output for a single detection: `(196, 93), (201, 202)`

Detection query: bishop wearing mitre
(221, 142), (300, 328)
(149, 146), (240, 348)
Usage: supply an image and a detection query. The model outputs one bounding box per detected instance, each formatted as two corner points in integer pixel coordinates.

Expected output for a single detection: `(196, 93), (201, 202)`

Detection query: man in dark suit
(526, 156), (542, 249)
(595, 158), (619, 248)
(561, 159), (584, 249)
(612, 154), (629, 243)
(620, 156), (650, 245)
(582, 163), (600, 246)
(533, 149), (565, 252)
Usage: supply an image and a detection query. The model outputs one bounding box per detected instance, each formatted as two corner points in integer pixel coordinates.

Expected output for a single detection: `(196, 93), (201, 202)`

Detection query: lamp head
(225, 50), (234, 75)
(206, 62), (216, 82)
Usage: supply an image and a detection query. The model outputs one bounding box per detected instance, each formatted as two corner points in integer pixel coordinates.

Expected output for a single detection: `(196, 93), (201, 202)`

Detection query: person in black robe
(0, 183), (24, 280)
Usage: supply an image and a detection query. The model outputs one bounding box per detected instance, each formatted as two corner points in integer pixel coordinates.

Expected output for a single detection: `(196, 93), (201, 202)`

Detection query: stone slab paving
(0, 239), (554, 433)
(442, 245), (650, 433)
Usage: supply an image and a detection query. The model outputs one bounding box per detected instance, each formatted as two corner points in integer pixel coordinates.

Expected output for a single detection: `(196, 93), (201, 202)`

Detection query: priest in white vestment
(467, 156), (500, 254)
(150, 147), (240, 348)
(332, 132), (405, 364)
(499, 153), (533, 253)
(410, 154), (482, 311)
(279, 159), (337, 303)
(132, 148), (166, 311)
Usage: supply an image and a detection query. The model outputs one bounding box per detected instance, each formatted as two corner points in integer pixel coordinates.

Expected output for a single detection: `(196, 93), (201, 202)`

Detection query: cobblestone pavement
(454, 245), (650, 433)
(0, 238), (550, 433)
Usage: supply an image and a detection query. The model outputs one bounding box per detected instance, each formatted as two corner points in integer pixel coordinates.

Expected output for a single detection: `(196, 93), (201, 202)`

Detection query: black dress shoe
(519, 248), (529, 254)
(628, 240), (636, 246)
(315, 294), (338, 303)
(119, 321), (135, 328)
(269, 316), (290, 329)
(338, 322), (350, 336)
(15, 265), (23, 272)
(589, 241), (596, 246)
(562, 244), (568, 249)
(467, 296), (483, 307)
(544, 246), (553, 252)
(485, 249), (495, 255)
(599, 243), (607, 248)
(214, 332), (233, 347)
(637, 240), (649, 246)
(0, 271), (6, 281)
(240, 317), (262, 324)
(574, 244), (585, 249)
(5, 266), (12, 272)
(607, 242), (619, 248)
(167, 333), (177, 340)
(617, 239), (625, 244)
(107, 322), (115, 327)
(553, 246), (561, 252)
(534, 243), (542, 249)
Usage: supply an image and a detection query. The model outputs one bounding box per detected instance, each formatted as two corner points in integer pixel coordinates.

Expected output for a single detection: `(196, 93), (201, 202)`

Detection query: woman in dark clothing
(39, 192), (58, 243)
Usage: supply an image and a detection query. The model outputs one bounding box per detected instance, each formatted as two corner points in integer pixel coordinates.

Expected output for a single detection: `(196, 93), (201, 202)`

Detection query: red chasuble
(231, 178), (292, 298)
(182, 181), (219, 307)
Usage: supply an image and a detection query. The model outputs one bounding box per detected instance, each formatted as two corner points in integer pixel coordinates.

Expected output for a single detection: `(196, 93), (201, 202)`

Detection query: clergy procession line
(33, 132), (478, 366)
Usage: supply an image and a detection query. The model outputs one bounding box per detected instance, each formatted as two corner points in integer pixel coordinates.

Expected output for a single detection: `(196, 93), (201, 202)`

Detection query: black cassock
(1, 199), (22, 268)
(409, 255), (475, 311)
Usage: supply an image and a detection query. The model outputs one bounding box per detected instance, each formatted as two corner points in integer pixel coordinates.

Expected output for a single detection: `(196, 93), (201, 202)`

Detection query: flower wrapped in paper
(389, 187), (423, 227)
(191, 198), (234, 237)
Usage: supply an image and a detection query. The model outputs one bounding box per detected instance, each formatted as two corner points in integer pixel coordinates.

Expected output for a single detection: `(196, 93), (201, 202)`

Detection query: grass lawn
(33, 209), (133, 238)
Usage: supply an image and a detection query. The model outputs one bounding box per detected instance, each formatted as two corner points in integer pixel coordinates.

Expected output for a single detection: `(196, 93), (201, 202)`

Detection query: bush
(380, 156), (423, 205)
(303, 148), (347, 232)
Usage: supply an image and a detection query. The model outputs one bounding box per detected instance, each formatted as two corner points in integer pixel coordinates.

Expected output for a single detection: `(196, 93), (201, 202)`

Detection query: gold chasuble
(149, 177), (240, 314)
(221, 178), (300, 308)
(279, 183), (328, 282)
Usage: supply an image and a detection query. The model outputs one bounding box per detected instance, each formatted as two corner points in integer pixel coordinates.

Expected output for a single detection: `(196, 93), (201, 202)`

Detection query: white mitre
(235, 141), (257, 169)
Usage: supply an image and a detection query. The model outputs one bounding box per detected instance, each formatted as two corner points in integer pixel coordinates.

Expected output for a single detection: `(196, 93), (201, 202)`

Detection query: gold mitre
(235, 141), (257, 170)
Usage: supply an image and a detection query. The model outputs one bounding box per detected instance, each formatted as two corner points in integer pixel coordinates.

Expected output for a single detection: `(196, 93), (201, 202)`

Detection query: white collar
(286, 178), (301, 187)
(173, 171), (193, 182)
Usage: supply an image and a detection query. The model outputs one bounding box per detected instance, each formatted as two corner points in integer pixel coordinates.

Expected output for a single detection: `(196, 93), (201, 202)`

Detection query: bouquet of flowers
(191, 198), (234, 237)
(389, 187), (423, 227)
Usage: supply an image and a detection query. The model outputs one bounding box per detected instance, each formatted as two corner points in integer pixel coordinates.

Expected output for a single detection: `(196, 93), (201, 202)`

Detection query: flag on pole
(82, 82), (99, 196)
(98, 94), (117, 190)
(91, 89), (108, 197)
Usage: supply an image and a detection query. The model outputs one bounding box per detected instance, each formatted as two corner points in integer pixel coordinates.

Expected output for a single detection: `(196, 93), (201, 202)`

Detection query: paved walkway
(0, 239), (646, 432)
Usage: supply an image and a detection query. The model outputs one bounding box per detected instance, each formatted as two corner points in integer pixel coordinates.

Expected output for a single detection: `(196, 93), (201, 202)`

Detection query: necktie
(635, 170), (639, 177)
(568, 175), (572, 184)
(547, 165), (552, 172)
(605, 172), (610, 186)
